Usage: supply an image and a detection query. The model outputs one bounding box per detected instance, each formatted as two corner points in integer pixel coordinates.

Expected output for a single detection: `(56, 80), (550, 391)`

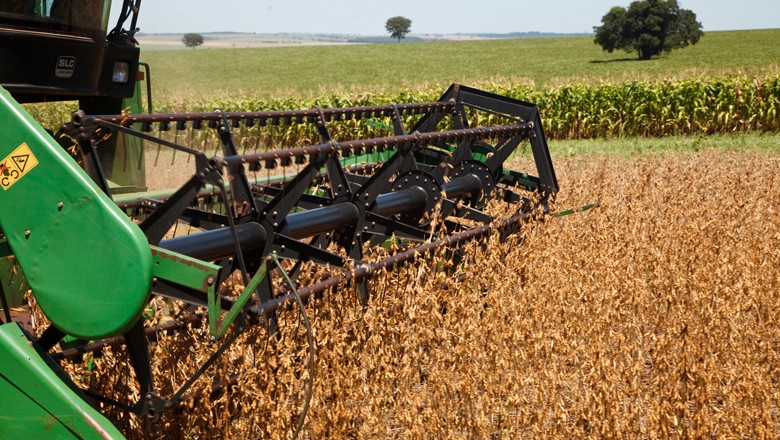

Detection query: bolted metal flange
(451, 160), (497, 210)
(390, 169), (442, 224)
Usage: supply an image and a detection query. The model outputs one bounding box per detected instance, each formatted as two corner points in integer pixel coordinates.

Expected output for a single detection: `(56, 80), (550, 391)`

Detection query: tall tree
(594, 0), (702, 60)
(385, 16), (412, 43)
(182, 33), (204, 48)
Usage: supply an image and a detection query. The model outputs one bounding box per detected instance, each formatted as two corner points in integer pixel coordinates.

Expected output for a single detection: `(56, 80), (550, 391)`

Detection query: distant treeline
(466, 31), (591, 38)
(137, 32), (590, 43)
(346, 36), (430, 44)
(345, 32), (590, 44)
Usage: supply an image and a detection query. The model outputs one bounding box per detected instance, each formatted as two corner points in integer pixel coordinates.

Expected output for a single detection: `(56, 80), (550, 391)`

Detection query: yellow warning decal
(0, 143), (39, 191)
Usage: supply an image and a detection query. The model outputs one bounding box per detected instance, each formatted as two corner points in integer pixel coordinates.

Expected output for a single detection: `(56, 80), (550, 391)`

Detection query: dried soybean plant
(61, 148), (780, 438)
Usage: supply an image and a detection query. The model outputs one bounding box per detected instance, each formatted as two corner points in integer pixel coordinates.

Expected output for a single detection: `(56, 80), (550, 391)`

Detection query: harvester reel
(0, 83), (559, 437)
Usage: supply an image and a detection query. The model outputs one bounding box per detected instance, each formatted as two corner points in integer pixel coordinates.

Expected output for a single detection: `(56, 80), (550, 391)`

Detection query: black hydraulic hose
(270, 254), (314, 439)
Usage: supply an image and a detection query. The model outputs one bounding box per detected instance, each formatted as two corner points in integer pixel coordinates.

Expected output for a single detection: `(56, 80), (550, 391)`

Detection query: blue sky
(116, 1), (779, 35)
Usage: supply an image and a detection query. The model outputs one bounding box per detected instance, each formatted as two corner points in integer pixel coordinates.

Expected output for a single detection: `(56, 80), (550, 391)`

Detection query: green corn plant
(23, 73), (780, 145)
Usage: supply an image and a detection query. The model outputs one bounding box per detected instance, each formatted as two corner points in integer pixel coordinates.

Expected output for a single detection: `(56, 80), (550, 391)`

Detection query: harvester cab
(0, 0), (149, 194)
(0, 6), (560, 437)
(1, 0), (141, 103)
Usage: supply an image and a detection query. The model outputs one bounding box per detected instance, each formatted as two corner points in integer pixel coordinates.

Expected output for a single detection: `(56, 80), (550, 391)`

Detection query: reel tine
(171, 128), (178, 165)
(153, 141), (162, 167)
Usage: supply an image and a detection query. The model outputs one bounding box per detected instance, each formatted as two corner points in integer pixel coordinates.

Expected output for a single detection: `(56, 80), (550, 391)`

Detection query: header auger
(0, 83), (557, 437)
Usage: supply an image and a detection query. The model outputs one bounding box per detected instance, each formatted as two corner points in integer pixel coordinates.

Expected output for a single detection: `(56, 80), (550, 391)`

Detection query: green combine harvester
(0, 2), (559, 437)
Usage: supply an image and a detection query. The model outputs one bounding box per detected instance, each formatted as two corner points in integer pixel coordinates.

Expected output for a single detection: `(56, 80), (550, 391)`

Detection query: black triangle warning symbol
(12, 154), (29, 172)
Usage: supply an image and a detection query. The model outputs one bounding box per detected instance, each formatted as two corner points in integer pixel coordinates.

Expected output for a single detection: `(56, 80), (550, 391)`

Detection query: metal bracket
(208, 259), (268, 339)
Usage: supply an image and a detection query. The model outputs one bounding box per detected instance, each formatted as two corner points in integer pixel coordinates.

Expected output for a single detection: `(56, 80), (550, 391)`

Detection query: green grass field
(549, 131), (780, 158)
(140, 29), (780, 102)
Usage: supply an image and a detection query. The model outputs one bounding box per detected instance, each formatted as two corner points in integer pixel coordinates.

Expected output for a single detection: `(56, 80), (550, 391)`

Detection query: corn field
(49, 146), (780, 438)
(24, 72), (780, 145)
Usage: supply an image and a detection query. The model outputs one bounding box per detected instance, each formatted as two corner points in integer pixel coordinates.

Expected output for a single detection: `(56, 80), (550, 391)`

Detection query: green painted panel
(0, 87), (152, 339)
(0, 322), (124, 439)
(150, 245), (220, 292)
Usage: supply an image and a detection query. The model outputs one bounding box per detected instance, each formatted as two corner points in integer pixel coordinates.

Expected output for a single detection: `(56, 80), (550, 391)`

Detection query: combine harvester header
(0, 83), (557, 437)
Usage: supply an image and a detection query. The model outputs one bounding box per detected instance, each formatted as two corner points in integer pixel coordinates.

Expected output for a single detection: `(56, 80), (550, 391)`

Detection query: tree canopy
(385, 16), (412, 42)
(594, 0), (703, 60)
(182, 33), (204, 48)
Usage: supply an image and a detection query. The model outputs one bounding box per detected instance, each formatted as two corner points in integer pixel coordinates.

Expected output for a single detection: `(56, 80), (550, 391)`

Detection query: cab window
(0, 0), (111, 38)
